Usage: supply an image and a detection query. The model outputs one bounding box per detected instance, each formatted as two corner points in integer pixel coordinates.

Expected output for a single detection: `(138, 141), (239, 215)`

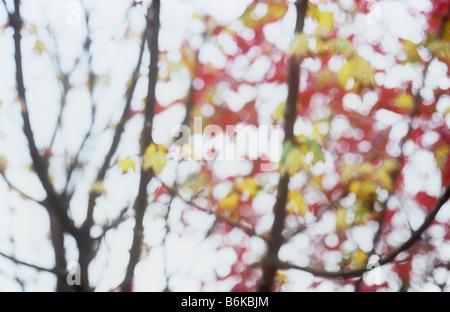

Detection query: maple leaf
(339, 56), (374, 89)
(395, 94), (414, 109)
(427, 40), (450, 64)
(402, 40), (421, 63)
(275, 271), (289, 288)
(236, 177), (258, 199)
(349, 180), (377, 201)
(90, 181), (106, 195)
(280, 145), (307, 176)
(335, 207), (348, 231)
(218, 192), (240, 220)
(271, 102), (286, 122)
(118, 157), (136, 174)
(33, 40), (46, 54)
(315, 11), (335, 36)
(329, 38), (355, 58)
(143, 144), (168, 174)
(288, 33), (310, 61)
(287, 191), (308, 216)
(352, 249), (368, 267)
(219, 193), (239, 211)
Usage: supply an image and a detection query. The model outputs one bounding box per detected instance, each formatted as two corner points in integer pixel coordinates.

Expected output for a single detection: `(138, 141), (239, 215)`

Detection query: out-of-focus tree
(0, 0), (449, 292)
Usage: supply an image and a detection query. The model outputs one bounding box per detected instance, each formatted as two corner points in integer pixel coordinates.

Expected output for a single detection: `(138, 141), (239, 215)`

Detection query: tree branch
(82, 28), (148, 230)
(0, 250), (66, 277)
(9, 0), (76, 233)
(278, 183), (450, 278)
(0, 171), (45, 205)
(121, 0), (161, 292)
(258, 0), (308, 292)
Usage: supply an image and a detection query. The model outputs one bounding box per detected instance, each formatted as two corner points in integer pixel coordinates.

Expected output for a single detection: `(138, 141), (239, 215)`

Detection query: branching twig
(0, 172), (44, 205)
(0, 250), (66, 277)
(258, 0), (308, 292)
(278, 184), (450, 277)
(121, 0), (161, 292)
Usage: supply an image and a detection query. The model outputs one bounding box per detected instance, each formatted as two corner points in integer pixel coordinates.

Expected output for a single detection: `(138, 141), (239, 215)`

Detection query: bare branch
(1, 0), (10, 17)
(0, 250), (66, 277)
(258, 0), (309, 292)
(82, 23), (149, 230)
(179, 196), (266, 241)
(0, 172), (45, 205)
(278, 184), (450, 278)
(121, 0), (161, 292)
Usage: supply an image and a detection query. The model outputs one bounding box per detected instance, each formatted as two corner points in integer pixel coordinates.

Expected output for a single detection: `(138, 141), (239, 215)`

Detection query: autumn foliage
(0, 0), (449, 292)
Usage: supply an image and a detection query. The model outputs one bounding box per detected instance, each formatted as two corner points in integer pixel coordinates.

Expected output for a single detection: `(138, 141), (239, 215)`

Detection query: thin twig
(121, 0), (161, 292)
(258, 0), (309, 292)
(278, 184), (450, 278)
(0, 251), (66, 277)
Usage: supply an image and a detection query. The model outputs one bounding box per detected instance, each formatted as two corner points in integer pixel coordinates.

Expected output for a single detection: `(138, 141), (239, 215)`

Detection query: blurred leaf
(236, 177), (258, 199)
(218, 192), (240, 220)
(288, 33), (310, 60)
(339, 56), (374, 89)
(90, 181), (106, 195)
(118, 157), (136, 174)
(143, 144), (168, 174)
(352, 249), (368, 267)
(281, 146), (307, 176)
(335, 207), (348, 231)
(349, 180), (377, 201)
(33, 40), (46, 54)
(428, 40), (450, 64)
(395, 94), (414, 110)
(287, 191), (308, 216)
(402, 40), (421, 63)
(0, 155), (7, 174)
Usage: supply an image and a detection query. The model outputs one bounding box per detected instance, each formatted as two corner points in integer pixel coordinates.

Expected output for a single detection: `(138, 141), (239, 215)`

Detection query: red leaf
(415, 191), (437, 212)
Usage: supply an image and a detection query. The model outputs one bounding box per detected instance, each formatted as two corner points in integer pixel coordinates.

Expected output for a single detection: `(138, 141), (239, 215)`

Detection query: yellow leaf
(33, 41), (46, 54)
(266, 2), (288, 20)
(342, 164), (357, 182)
(380, 159), (398, 173)
(349, 180), (377, 201)
(118, 157), (136, 174)
(443, 107), (450, 117)
(143, 144), (167, 174)
(315, 11), (334, 36)
(435, 145), (450, 169)
(288, 33), (310, 61)
(359, 162), (374, 176)
(219, 193), (239, 211)
(90, 181), (106, 195)
(0, 155), (7, 174)
(402, 40), (421, 63)
(287, 191), (308, 216)
(352, 249), (368, 267)
(329, 38), (355, 58)
(428, 40), (450, 64)
(335, 207), (348, 231)
(218, 192), (240, 220)
(373, 170), (392, 192)
(338, 60), (353, 88)
(373, 160), (398, 191)
(236, 177), (258, 199)
(395, 94), (414, 109)
(281, 147), (307, 176)
(339, 56), (374, 89)
(272, 102), (286, 122)
(275, 271), (289, 287)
